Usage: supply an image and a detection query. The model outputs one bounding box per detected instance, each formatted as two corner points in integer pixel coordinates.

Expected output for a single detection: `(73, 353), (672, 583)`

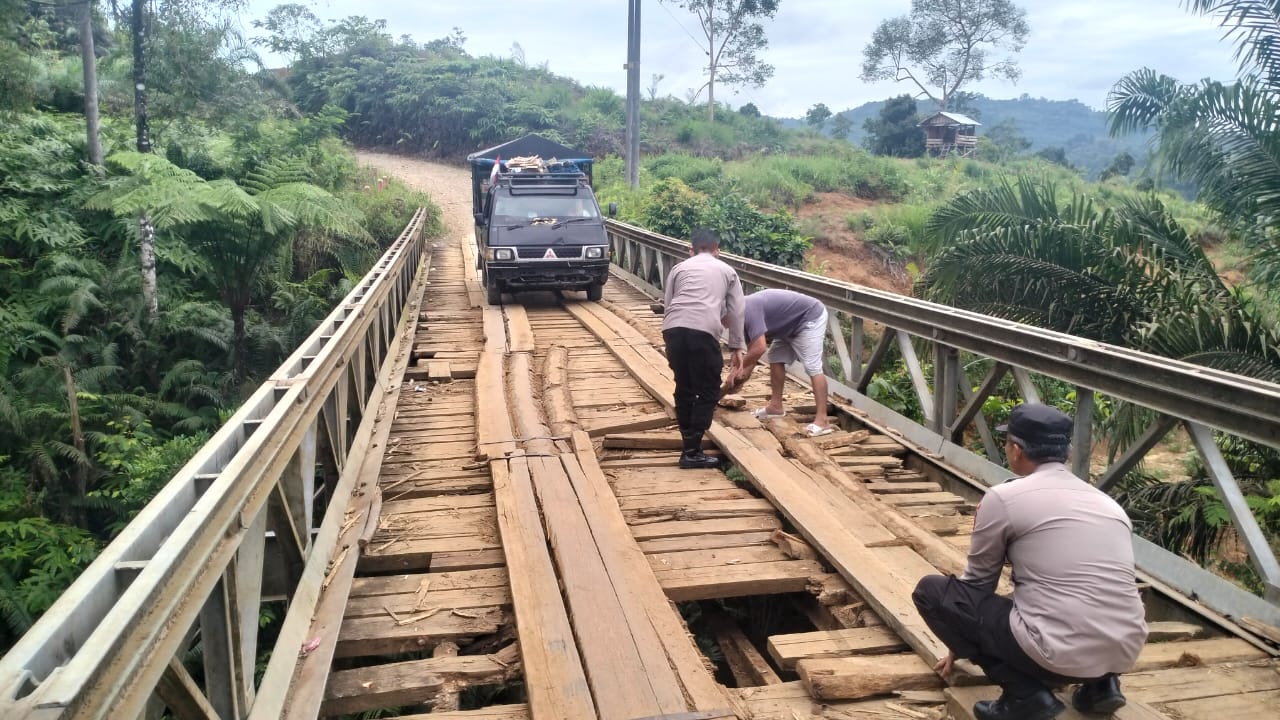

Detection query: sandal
(806, 423), (835, 437)
(753, 408), (785, 420)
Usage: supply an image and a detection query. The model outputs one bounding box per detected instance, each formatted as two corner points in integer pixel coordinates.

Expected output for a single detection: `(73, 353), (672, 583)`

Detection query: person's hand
(933, 652), (955, 680)
(729, 350), (744, 377)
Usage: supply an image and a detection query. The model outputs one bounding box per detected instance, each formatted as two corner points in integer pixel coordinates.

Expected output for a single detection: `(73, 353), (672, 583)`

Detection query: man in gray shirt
(913, 403), (1148, 720)
(721, 289), (834, 436)
(662, 229), (745, 468)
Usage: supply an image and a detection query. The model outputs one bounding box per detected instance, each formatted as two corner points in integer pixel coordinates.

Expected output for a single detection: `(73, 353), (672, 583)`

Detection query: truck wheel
(486, 281), (503, 306)
(586, 283), (603, 302)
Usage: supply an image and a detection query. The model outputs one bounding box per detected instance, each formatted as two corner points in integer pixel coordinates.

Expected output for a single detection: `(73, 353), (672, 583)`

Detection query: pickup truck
(467, 135), (614, 305)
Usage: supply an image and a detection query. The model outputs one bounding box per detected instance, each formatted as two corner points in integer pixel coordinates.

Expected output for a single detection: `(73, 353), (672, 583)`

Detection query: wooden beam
(156, 657), (221, 720)
(703, 610), (782, 686)
(490, 458), (595, 719)
(798, 654), (942, 701)
(528, 455), (687, 719)
(475, 306), (517, 461)
(542, 345), (578, 438)
(767, 627), (908, 670)
(566, 431), (732, 713)
(320, 644), (520, 716)
(586, 411), (675, 437)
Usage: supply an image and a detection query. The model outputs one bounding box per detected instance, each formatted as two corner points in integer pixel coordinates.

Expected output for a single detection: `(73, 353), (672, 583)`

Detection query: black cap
(996, 403), (1073, 445)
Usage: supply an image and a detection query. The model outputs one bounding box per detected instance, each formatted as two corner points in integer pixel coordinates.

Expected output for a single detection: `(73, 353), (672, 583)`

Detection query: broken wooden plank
(655, 559), (825, 602)
(321, 644), (520, 716)
(586, 411), (675, 437)
(767, 626), (909, 670)
(798, 654), (942, 700)
(604, 431), (711, 450)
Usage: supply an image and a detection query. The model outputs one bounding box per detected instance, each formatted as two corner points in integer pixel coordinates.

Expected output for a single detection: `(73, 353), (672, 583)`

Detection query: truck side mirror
(607, 202), (618, 218)
(474, 212), (484, 225)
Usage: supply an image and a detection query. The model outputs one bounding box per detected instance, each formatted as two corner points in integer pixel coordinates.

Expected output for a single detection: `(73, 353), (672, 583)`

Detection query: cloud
(241, 0), (1244, 116)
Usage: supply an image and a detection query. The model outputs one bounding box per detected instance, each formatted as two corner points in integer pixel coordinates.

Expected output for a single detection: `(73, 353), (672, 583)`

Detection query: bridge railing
(606, 219), (1280, 626)
(0, 209), (430, 719)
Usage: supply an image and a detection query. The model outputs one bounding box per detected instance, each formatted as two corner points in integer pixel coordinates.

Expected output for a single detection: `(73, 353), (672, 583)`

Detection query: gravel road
(356, 151), (474, 241)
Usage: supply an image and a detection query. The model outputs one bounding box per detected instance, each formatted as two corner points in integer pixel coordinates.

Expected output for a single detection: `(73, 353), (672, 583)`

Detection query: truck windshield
(493, 195), (600, 221)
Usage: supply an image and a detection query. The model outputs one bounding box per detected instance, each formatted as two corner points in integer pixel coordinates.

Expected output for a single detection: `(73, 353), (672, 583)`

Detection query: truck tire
(586, 283), (604, 302)
(486, 281), (503, 306)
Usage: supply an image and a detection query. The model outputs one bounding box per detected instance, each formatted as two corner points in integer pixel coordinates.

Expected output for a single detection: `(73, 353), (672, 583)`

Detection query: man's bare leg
(811, 373), (831, 429)
(765, 362), (786, 415)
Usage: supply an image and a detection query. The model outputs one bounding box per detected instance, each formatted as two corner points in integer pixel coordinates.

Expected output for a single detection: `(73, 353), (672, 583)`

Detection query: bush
(700, 192), (811, 268)
(345, 176), (440, 247)
(642, 177), (710, 239)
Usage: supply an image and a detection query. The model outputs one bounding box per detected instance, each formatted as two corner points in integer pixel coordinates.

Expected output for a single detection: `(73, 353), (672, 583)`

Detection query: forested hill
(781, 95), (1152, 179)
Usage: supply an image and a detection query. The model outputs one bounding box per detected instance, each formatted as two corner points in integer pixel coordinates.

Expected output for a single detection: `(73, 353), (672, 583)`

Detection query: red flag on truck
(488, 156), (501, 185)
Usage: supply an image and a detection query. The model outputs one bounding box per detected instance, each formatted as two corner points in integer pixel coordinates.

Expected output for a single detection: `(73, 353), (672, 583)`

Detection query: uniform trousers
(662, 327), (723, 436)
(913, 574), (1087, 699)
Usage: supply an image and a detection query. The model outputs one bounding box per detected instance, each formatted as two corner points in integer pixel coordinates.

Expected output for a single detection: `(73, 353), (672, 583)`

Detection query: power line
(656, 0), (705, 55)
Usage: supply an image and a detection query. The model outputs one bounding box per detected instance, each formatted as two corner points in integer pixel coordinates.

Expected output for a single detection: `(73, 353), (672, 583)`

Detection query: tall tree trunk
(706, 4), (715, 123)
(140, 217), (158, 320)
(132, 0), (158, 325)
(231, 303), (247, 382)
(79, 2), (103, 166)
(131, 0), (151, 154)
(63, 365), (88, 528)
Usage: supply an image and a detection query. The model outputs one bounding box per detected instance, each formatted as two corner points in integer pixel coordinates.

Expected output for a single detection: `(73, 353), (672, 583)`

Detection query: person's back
(660, 229), (744, 469)
(663, 252), (745, 349)
(977, 465), (1147, 678)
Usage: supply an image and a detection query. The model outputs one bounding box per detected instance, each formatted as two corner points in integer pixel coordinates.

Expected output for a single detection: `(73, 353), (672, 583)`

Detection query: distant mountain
(778, 95), (1153, 180)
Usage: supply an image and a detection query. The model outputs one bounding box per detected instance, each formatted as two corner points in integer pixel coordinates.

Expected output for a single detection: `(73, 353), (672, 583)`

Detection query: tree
(77, 1), (102, 166)
(863, 95), (926, 157)
(920, 177), (1280, 382)
(1100, 151), (1136, 181)
(660, 1), (780, 122)
(738, 102), (761, 117)
(830, 112), (854, 141)
(250, 3), (324, 62)
(88, 153), (369, 378)
(1109, 1), (1280, 285)
(805, 102), (832, 132)
(861, 0), (1029, 111)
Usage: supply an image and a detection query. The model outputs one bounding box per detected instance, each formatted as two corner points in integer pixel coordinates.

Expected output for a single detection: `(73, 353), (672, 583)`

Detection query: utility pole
(624, 0), (641, 189)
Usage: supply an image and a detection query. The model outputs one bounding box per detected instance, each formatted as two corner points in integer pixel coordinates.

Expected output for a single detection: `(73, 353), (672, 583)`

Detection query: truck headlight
(488, 247), (515, 261)
(585, 246), (605, 259)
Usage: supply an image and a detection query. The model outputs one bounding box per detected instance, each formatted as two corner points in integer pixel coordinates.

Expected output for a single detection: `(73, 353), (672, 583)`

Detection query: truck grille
(516, 246), (582, 259)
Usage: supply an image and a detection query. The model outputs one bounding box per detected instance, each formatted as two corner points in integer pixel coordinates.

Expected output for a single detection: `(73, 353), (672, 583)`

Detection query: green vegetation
(0, 5), (433, 650)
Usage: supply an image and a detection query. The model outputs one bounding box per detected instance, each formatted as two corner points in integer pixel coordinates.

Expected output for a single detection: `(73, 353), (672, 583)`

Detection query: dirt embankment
(795, 192), (914, 296)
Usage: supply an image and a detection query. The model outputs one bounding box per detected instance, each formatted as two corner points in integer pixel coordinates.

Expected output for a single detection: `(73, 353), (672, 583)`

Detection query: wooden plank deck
(306, 225), (1279, 720)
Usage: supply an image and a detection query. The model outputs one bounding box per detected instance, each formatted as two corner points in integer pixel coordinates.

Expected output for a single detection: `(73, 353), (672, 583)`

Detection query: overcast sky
(239, 1), (1242, 117)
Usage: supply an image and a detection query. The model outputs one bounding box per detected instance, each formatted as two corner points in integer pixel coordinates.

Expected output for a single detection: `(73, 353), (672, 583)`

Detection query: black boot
(974, 689), (1065, 720)
(679, 431), (721, 469)
(1072, 674), (1126, 715)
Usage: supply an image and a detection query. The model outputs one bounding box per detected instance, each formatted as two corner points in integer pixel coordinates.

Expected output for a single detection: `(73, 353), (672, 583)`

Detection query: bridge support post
(931, 344), (958, 435)
(1072, 387), (1094, 480)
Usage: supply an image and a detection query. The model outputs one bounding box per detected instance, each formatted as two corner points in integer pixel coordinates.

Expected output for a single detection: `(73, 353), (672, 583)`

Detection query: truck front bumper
(487, 260), (610, 290)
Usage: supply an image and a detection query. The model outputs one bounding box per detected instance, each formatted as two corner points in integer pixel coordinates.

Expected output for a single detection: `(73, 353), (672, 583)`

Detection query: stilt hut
(918, 111), (981, 157)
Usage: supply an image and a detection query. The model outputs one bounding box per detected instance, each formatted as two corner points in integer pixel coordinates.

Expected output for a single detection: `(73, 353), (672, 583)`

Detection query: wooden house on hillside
(918, 111), (981, 157)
